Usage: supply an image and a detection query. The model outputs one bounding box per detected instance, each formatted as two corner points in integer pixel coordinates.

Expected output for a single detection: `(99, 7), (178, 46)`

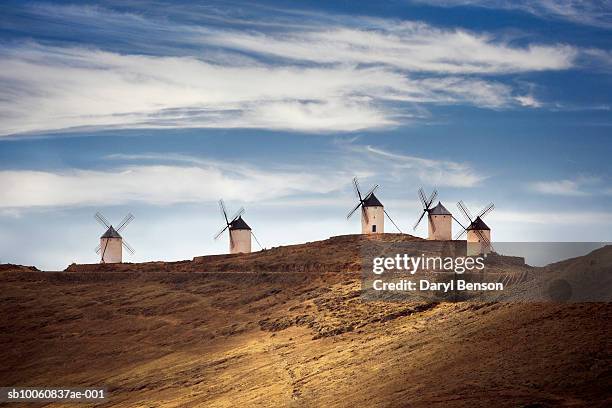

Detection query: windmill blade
(116, 213), (135, 232)
(100, 239), (110, 263)
(475, 229), (491, 246)
(451, 214), (467, 231)
(218, 199), (230, 225)
(427, 189), (438, 207)
(384, 209), (402, 233)
(363, 184), (379, 201)
(418, 187), (428, 208)
(477, 203), (495, 220)
(94, 212), (110, 229)
(361, 205), (369, 224)
(251, 231), (264, 250)
(122, 239), (135, 255)
(454, 228), (467, 240)
(347, 201), (362, 219)
(214, 224), (229, 240)
(428, 213), (436, 232)
(473, 229), (489, 245)
(474, 229), (495, 253)
(229, 207), (245, 223)
(352, 177), (363, 201)
(413, 210), (427, 230)
(457, 201), (473, 224)
(95, 243), (102, 254)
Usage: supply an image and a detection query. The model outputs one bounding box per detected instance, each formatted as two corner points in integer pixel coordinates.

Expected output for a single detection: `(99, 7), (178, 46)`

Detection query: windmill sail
(215, 199), (259, 253)
(94, 211), (135, 263)
(347, 177), (380, 223)
(454, 201), (495, 252)
(413, 187), (438, 230)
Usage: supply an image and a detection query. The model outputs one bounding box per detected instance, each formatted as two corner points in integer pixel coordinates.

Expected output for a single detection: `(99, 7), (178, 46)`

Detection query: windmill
(94, 212), (135, 264)
(214, 199), (263, 254)
(413, 187), (464, 241)
(412, 187), (453, 240)
(346, 177), (402, 234)
(454, 201), (495, 255)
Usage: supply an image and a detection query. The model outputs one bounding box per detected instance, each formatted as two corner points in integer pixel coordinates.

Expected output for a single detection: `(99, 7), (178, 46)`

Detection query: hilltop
(0, 235), (610, 407)
(64, 233), (424, 274)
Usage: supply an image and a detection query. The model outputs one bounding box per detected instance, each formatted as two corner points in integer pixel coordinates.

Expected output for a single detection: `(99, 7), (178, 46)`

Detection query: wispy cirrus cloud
(0, 43), (533, 136)
(204, 23), (576, 74)
(14, 3), (579, 73)
(515, 94), (543, 107)
(341, 143), (486, 188)
(529, 176), (604, 196)
(0, 2), (587, 136)
(0, 138), (488, 210)
(413, 0), (612, 29)
(0, 161), (350, 209)
(109, 141), (489, 193)
(0, 45), (399, 135)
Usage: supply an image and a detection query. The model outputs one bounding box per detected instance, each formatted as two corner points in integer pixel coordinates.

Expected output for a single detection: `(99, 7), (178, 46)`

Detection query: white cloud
(347, 144), (486, 188)
(0, 162), (350, 209)
(581, 48), (612, 72)
(205, 24), (577, 74)
(0, 140), (488, 209)
(529, 176), (602, 196)
(0, 2), (588, 136)
(413, 1), (612, 29)
(515, 94), (542, 107)
(530, 179), (586, 196)
(0, 44), (532, 136)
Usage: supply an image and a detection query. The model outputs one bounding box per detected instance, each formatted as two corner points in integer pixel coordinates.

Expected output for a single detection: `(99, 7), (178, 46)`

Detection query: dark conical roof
(230, 216), (251, 230)
(429, 201), (451, 215)
(101, 225), (122, 239)
(468, 216), (490, 231)
(363, 192), (383, 207)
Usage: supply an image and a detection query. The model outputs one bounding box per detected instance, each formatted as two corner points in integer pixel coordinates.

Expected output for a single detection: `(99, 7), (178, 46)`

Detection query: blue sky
(0, 0), (611, 269)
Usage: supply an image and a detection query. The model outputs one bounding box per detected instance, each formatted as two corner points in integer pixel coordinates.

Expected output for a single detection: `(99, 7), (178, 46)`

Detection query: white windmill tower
(214, 199), (263, 254)
(94, 212), (135, 263)
(454, 201), (495, 256)
(347, 177), (402, 235)
(413, 187), (454, 240)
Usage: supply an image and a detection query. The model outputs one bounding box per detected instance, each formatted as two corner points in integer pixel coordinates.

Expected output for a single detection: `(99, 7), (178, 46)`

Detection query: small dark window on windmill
(372, 225), (377, 232)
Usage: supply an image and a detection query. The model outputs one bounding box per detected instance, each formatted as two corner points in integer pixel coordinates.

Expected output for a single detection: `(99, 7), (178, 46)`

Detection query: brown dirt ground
(0, 234), (610, 407)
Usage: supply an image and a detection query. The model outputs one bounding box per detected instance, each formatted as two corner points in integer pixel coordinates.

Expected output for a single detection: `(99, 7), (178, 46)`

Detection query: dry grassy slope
(0, 236), (610, 408)
(64, 233), (424, 273)
(0, 264), (39, 273)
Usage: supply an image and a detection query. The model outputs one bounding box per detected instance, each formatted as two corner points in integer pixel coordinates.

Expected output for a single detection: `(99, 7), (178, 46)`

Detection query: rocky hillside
(64, 233), (424, 274)
(0, 236), (610, 407)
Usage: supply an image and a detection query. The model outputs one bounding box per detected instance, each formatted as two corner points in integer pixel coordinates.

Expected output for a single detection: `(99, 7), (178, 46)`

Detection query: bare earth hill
(0, 234), (610, 407)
